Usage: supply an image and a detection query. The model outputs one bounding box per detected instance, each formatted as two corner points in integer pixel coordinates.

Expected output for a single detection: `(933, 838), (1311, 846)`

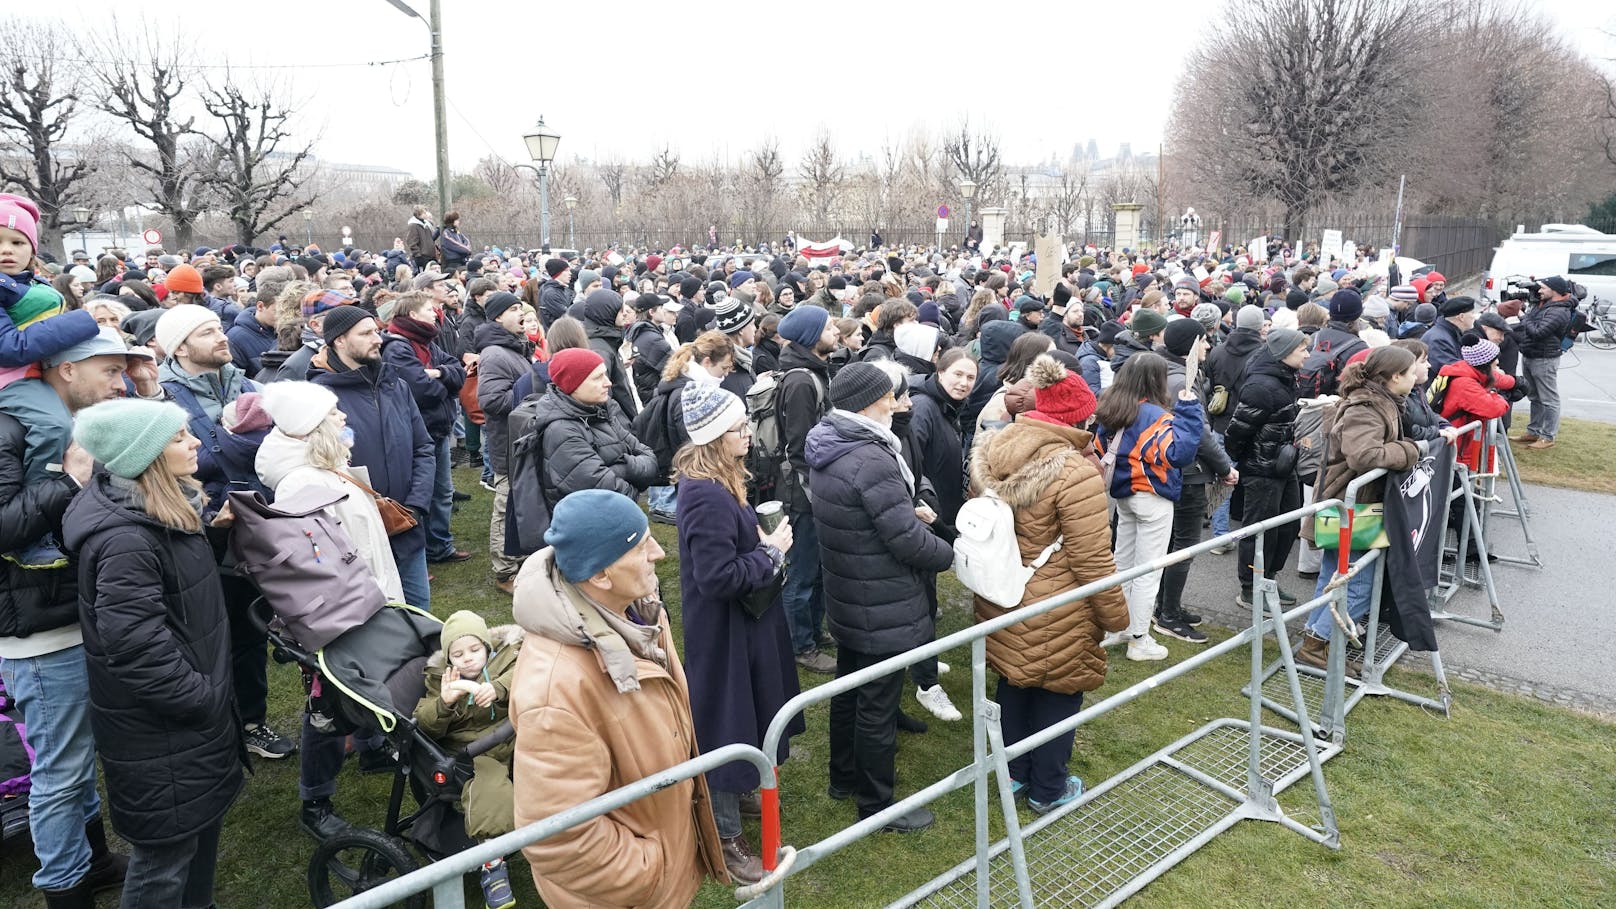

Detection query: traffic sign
(141, 228), (162, 245)
(937, 205), (950, 219)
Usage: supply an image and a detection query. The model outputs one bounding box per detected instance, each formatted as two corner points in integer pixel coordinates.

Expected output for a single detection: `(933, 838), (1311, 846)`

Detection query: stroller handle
(461, 720), (515, 759)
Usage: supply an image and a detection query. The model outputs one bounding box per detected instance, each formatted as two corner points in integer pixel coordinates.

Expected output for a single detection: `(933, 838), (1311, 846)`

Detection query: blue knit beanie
(73, 398), (189, 479)
(545, 490), (650, 583)
(777, 304), (830, 348)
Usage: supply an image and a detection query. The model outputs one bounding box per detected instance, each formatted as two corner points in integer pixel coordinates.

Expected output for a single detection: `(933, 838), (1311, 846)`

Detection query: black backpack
(630, 383), (683, 484)
(1295, 333), (1366, 397)
(504, 395), (553, 557)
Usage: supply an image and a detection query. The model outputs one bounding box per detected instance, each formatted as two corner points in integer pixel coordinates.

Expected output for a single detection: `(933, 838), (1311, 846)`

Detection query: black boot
(301, 798), (354, 841)
(41, 878), (95, 909)
(83, 816), (129, 892)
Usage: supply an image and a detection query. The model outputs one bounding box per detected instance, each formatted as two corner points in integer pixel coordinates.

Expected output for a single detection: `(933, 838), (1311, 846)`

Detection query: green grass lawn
(6, 467), (1614, 909)
(1507, 414), (1616, 495)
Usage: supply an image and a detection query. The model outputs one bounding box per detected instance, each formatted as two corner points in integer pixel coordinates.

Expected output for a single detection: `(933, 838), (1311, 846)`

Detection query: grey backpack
(229, 486), (387, 651)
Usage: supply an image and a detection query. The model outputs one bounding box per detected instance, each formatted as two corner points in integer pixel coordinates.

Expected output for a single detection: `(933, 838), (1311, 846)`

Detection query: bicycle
(1582, 296), (1616, 350)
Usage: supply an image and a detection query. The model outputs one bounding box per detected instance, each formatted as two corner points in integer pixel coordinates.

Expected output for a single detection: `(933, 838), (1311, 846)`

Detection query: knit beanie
(321, 304), (372, 345)
(1362, 296), (1391, 322)
(917, 301), (940, 325)
(645, 254), (662, 273)
(0, 193), (40, 252)
(73, 398), (189, 479)
(713, 293), (753, 335)
(680, 382), (746, 446)
(1162, 318), (1206, 357)
(302, 289), (352, 317)
(545, 257), (569, 277)
(1285, 289), (1309, 310)
(261, 381), (339, 436)
(778, 304), (830, 348)
(577, 269), (600, 290)
(895, 322), (941, 361)
(1129, 308), (1168, 340)
(1390, 284), (1420, 304)
(1191, 302), (1222, 333)
(1052, 282), (1073, 309)
(440, 610), (492, 652)
(224, 391), (274, 434)
(1236, 304), (1266, 330)
(548, 347), (604, 396)
(1328, 288), (1363, 322)
(727, 270), (755, 289)
(680, 275), (702, 298)
(1224, 285), (1247, 305)
(155, 305), (221, 357)
(827, 275), (847, 291)
(1266, 328), (1308, 360)
(828, 361), (892, 413)
(484, 291), (520, 322)
(165, 263), (204, 294)
(544, 490), (650, 583)
(1027, 354), (1096, 426)
(1461, 336), (1500, 368)
(1413, 303), (1438, 323)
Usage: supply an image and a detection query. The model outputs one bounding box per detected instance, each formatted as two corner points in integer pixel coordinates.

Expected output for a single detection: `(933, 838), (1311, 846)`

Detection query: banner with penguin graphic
(1380, 440), (1455, 652)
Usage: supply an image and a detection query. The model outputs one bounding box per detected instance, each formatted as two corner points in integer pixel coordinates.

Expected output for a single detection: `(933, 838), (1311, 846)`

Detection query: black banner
(1379, 441), (1455, 652)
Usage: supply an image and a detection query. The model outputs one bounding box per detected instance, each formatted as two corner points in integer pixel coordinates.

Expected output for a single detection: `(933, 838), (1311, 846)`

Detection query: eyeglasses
(726, 425), (754, 438)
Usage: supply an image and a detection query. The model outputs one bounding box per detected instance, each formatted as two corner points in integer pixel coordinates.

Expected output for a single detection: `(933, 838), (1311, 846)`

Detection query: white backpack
(953, 489), (1064, 608)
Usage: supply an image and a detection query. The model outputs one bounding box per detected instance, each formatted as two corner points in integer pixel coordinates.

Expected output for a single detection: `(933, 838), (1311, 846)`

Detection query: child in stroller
(414, 611), (523, 909)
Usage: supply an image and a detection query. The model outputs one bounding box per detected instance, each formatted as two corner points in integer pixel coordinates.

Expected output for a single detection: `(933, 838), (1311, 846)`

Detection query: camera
(1497, 276), (1542, 306)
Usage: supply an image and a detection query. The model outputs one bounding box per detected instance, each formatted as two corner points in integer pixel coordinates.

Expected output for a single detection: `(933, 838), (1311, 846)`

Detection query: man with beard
(775, 305), (839, 675)
(311, 305), (436, 612)
(155, 306), (296, 761)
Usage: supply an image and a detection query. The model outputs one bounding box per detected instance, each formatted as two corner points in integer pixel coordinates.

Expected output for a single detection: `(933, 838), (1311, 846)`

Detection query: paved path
(1549, 343), (1616, 425)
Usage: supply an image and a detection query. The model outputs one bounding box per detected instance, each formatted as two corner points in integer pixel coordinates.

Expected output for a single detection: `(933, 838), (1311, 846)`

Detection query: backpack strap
(984, 488), (1065, 568)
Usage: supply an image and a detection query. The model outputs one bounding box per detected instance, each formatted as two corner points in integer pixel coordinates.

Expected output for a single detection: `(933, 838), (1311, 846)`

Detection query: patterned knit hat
(302, 289), (352, 317)
(680, 382), (746, 446)
(73, 398), (189, 479)
(1389, 284), (1420, 304)
(1461, 337), (1500, 368)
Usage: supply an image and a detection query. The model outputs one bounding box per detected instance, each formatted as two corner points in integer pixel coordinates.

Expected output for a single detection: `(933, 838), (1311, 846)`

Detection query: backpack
(1295, 334), (1365, 398)
(504, 395), (554, 556)
(1426, 374), (1453, 415)
(228, 485), (387, 651)
(1293, 396), (1339, 481)
(744, 368), (821, 501)
(952, 489), (1064, 608)
(631, 383), (682, 483)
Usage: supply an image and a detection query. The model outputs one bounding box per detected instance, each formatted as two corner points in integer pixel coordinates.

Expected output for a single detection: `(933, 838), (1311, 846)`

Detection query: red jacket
(1436, 361), (1514, 470)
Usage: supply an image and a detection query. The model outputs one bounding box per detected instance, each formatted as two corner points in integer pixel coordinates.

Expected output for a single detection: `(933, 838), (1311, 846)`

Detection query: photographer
(1510, 276), (1578, 450)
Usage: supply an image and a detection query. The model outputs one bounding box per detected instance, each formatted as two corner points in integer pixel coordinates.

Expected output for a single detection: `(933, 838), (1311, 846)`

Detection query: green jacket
(414, 624), (522, 757)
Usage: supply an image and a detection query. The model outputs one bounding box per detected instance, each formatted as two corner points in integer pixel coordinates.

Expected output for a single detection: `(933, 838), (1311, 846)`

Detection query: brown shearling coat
(970, 417), (1130, 695)
(1315, 381), (1421, 506)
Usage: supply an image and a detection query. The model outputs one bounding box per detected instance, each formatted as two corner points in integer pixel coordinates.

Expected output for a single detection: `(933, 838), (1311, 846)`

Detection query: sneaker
(300, 798), (354, 841)
(357, 747), (397, 775)
(936, 660), (950, 674)
(815, 631), (837, 650)
(1296, 568), (1320, 580)
(1009, 779), (1027, 801)
(1153, 615), (1208, 644)
(1526, 438), (1555, 450)
(1178, 608), (1204, 627)
(1235, 587), (1254, 609)
(479, 859), (517, 909)
(452, 489), (472, 502)
(1027, 776), (1084, 815)
(1276, 588), (1298, 607)
(916, 685), (963, 721)
(795, 648), (837, 675)
(649, 510), (678, 525)
(479, 480), (497, 492)
(1100, 631), (1128, 649)
(826, 784), (853, 801)
(3, 538), (68, 570)
(243, 723), (296, 759)
(881, 807), (935, 833)
(1209, 541), (1235, 555)
(428, 549), (474, 564)
(1125, 634), (1169, 662)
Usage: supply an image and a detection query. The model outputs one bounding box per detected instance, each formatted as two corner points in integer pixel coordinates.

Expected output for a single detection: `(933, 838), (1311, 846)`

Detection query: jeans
(391, 530), (431, 612)
(1211, 497), (1231, 537)
(426, 436), (458, 560)
(710, 790), (742, 839)
(1236, 476), (1301, 587)
(119, 817), (222, 909)
(0, 377), (73, 485)
(1523, 356), (1561, 441)
(298, 717), (384, 801)
(1113, 493), (1176, 636)
(781, 511), (824, 654)
(646, 485), (677, 516)
(827, 645), (904, 818)
(1, 647), (100, 890)
(488, 474), (522, 582)
(1305, 548), (1374, 641)
(479, 434), (493, 486)
(1157, 482), (1208, 617)
(997, 679), (1083, 804)
(219, 574), (269, 726)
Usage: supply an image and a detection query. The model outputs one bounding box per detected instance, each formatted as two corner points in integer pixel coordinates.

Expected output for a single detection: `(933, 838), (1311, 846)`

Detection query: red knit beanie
(549, 347), (604, 396)
(1028, 355), (1097, 427)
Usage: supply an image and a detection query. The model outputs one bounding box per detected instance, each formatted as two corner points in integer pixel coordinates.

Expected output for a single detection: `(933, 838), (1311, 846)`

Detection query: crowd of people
(0, 187), (1573, 909)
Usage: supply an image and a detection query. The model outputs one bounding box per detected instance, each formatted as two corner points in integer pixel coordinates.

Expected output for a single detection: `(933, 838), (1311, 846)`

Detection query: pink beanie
(0, 194), (40, 253)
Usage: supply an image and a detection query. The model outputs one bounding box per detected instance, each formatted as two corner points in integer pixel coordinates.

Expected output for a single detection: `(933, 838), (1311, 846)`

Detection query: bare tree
(196, 75), (316, 245)
(1046, 165), (1089, 237)
(89, 22), (208, 249)
(798, 130), (844, 229)
(739, 138), (785, 241)
(943, 120), (1004, 205)
(598, 158), (626, 213)
(0, 18), (97, 258)
(646, 146), (680, 193)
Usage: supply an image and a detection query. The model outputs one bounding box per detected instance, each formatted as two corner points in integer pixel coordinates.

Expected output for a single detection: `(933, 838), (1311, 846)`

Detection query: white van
(1482, 225), (1616, 304)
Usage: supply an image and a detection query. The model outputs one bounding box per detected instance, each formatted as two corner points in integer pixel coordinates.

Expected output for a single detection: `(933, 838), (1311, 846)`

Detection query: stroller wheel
(308, 827), (425, 909)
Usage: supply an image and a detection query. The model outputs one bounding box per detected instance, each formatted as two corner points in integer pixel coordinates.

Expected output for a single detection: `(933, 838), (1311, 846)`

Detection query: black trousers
(1158, 482), (1209, 616)
(219, 573), (268, 726)
(1237, 475), (1301, 586)
(997, 679), (1084, 804)
(910, 576), (940, 690)
(828, 645), (904, 818)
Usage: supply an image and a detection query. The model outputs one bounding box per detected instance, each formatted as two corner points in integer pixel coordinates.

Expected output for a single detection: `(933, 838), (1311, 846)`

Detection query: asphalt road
(1547, 342), (1616, 425)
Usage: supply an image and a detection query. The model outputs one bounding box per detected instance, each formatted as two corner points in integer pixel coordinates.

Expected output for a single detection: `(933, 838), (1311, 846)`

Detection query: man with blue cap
(508, 489), (728, 907)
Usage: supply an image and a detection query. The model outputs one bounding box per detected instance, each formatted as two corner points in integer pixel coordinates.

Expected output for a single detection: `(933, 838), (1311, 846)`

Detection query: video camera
(1497, 276), (1542, 306)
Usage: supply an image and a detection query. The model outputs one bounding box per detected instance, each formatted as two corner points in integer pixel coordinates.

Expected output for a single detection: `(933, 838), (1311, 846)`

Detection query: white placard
(1321, 229), (1342, 264)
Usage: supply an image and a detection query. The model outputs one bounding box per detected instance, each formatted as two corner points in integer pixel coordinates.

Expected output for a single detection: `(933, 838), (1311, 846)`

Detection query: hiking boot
(881, 807), (935, 833)
(1295, 632), (1329, 671)
(357, 747), (397, 775)
(896, 711), (928, 734)
(84, 817), (128, 893)
(1276, 588), (1299, 607)
(1126, 634), (1169, 662)
(739, 789), (763, 818)
(4, 537), (69, 569)
(495, 577), (517, 596)
(916, 685), (963, 721)
(428, 549), (474, 564)
(794, 648), (837, 675)
(1153, 614), (1208, 644)
(826, 784), (853, 801)
(41, 879), (94, 909)
(243, 722), (296, 759)
(1235, 586), (1254, 609)
(300, 798), (354, 841)
(1027, 776), (1084, 815)
(1526, 438), (1555, 450)
(720, 835), (764, 884)
(478, 859), (517, 909)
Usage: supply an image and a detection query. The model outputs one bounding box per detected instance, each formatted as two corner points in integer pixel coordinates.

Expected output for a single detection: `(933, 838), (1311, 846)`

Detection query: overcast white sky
(40, 1), (1616, 178)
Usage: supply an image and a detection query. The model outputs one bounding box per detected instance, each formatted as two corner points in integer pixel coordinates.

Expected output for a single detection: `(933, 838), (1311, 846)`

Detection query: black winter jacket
(908, 376), (968, 526)
(0, 414), (79, 641)
(805, 412), (954, 655)
(962, 320), (1026, 430)
(62, 476), (243, 846)
(675, 301), (716, 344)
(1204, 327), (1263, 433)
(474, 323), (533, 476)
(528, 386), (656, 509)
(537, 277), (573, 329)
(380, 332), (465, 442)
(455, 300), (487, 360)
(1224, 349), (1300, 478)
(625, 320), (674, 405)
(1161, 349), (1234, 486)
(1513, 298), (1577, 360)
(580, 296), (639, 418)
(776, 343), (832, 514)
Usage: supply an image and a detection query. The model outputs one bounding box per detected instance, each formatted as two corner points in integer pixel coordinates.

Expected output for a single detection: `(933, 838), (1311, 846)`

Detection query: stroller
(250, 598), (514, 909)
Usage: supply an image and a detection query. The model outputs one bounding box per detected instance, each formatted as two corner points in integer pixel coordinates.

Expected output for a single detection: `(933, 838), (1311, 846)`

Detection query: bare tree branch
(0, 17), (97, 257)
(196, 73), (316, 245)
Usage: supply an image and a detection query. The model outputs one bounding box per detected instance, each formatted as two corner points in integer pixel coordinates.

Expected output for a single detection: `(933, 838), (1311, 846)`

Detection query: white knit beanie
(261, 381), (340, 437)
(155, 304), (221, 357)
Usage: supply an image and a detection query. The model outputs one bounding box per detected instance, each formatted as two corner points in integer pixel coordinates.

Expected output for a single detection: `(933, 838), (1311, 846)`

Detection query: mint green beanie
(73, 399), (189, 479)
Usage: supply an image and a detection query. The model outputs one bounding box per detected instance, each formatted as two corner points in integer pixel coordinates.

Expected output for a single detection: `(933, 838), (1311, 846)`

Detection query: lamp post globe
(523, 117), (562, 248)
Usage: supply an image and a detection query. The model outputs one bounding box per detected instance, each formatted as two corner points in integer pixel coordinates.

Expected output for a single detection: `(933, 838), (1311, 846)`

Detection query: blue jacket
(226, 307), (277, 375)
(1096, 397), (1204, 502)
(159, 360), (257, 513)
(0, 271), (99, 370)
(204, 293), (243, 325)
(1423, 318), (1465, 373)
(379, 332), (465, 441)
(1074, 340), (1107, 396)
(310, 357), (435, 515)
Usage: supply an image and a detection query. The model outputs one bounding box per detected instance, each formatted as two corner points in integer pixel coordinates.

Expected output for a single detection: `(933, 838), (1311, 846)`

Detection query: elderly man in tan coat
(510, 488), (726, 909)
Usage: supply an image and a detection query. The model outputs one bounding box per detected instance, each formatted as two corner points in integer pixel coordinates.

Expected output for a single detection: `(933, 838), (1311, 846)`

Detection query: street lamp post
(303, 209), (313, 247)
(383, 0), (451, 217)
(522, 117), (562, 249)
(564, 196), (578, 248)
(71, 206), (92, 259)
(959, 179), (978, 250)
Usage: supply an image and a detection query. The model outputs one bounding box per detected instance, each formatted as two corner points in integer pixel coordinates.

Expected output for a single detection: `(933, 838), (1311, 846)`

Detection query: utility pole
(385, 0), (451, 216)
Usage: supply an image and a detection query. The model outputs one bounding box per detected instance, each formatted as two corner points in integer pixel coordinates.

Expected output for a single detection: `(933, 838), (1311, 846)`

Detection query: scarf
(558, 569), (669, 693)
(825, 408), (916, 498)
(388, 315), (440, 367)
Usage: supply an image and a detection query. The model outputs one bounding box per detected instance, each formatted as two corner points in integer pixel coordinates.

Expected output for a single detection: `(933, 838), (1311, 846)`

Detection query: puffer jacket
(1073, 339), (1107, 396)
(970, 418), (1129, 694)
(580, 293), (639, 417)
(908, 376), (968, 525)
(509, 548), (725, 909)
(805, 411), (954, 655)
(1436, 360), (1514, 470)
(1161, 349), (1233, 485)
(776, 343), (832, 514)
(1204, 326), (1263, 433)
(529, 386), (656, 510)
(625, 320), (673, 405)
(537, 277), (573, 329)
(1224, 349), (1300, 478)
(62, 475), (243, 846)
(1513, 298), (1577, 360)
(961, 320), (1026, 430)
(1315, 381), (1421, 507)
(475, 322), (534, 476)
(1108, 329), (1153, 371)
(0, 413), (79, 647)
(414, 624), (522, 756)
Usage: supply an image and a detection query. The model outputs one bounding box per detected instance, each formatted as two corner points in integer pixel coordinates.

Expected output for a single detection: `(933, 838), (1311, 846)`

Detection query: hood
(978, 320), (1026, 364)
(532, 384), (611, 432)
(1437, 360), (1489, 384)
(1221, 326), (1263, 357)
(804, 412), (883, 471)
(970, 419), (1093, 508)
(309, 352), (390, 390)
(778, 341), (830, 376)
(512, 548), (668, 694)
(62, 473), (166, 552)
(253, 427), (317, 490)
(912, 374), (962, 424)
(474, 321), (531, 357)
(624, 320), (663, 347)
(425, 624), (524, 674)
(580, 293), (625, 332)
(1245, 348), (1295, 384)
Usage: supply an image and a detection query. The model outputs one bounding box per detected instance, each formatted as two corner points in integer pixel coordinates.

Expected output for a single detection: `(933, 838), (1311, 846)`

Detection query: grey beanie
(1236, 304), (1266, 330)
(1266, 328), (1308, 360)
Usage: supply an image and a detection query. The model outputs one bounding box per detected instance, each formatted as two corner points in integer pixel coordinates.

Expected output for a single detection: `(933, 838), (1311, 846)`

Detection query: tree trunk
(173, 214), (196, 252)
(38, 224), (65, 262)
